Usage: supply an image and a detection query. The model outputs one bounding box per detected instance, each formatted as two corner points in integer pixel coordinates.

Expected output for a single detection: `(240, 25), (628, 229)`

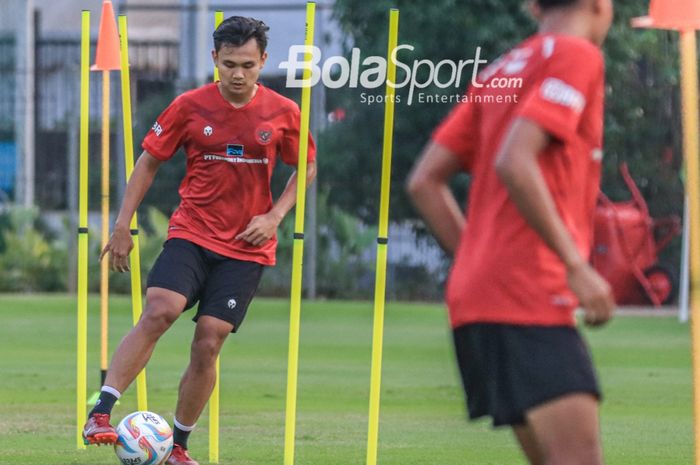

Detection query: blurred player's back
(434, 33), (605, 328)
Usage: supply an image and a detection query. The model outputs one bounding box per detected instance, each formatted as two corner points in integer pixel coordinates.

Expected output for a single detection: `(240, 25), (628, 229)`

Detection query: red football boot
(166, 444), (199, 465)
(82, 413), (118, 445)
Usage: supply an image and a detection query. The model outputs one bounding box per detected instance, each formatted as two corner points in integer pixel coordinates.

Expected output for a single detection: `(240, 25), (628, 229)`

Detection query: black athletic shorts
(452, 323), (601, 427)
(146, 238), (264, 332)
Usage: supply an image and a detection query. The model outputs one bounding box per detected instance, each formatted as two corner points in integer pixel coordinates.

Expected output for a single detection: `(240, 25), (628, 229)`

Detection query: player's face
(213, 39), (267, 100)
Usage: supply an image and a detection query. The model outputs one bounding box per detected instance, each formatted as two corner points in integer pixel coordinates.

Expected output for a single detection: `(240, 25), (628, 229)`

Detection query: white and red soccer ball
(114, 411), (173, 465)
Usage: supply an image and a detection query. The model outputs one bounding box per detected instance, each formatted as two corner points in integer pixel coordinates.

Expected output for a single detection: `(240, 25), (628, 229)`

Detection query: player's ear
(211, 48), (218, 65)
(591, 0), (612, 15)
(260, 51), (268, 68)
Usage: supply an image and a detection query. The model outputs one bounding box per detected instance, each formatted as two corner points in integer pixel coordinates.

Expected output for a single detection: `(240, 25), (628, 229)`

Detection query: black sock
(173, 425), (191, 450)
(89, 391), (119, 416)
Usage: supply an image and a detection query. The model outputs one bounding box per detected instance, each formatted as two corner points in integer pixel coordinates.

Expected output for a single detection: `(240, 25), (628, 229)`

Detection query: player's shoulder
(258, 84), (300, 114)
(540, 34), (603, 65)
(176, 82), (219, 107)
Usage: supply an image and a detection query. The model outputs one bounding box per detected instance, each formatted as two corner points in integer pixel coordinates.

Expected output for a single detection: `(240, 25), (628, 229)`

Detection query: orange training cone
(91, 0), (121, 71)
(632, 0), (700, 30)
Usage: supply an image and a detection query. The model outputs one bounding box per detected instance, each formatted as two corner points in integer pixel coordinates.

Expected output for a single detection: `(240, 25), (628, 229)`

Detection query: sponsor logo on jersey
(203, 153), (269, 164)
(204, 125), (213, 136)
(540, 77), (585, 113)
(152, 121), (163, 137)
(228, 299), (237, 309)
(226, 144), (244, 157)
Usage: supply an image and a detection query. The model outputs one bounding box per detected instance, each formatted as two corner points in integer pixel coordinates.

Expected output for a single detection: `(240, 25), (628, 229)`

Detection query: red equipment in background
(591, 163), (681, 306)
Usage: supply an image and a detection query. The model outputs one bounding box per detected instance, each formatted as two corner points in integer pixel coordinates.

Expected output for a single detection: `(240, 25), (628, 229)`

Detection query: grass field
(0, 294), (692, 465)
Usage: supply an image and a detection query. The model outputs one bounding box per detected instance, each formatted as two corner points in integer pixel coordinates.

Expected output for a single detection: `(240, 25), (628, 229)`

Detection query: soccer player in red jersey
(82, 17), (316, 465)
(408, 1), (614, 464)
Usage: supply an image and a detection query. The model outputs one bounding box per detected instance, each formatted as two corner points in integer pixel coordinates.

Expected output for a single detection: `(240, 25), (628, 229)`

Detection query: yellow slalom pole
(284, 3), (315, 465)
(118, 15), (148, 412)
(209, 355), (220, 463)
(209, 10), (224, 464)
(76, 9), (90, 450)
(366, 9), (399, 465)
(100, 68), (110, 389)
(679, 29), (700, 465)
(213, 10), (224, 83)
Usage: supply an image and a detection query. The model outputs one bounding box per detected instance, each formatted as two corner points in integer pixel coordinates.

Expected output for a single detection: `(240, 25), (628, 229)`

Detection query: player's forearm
(495, 153), (584, 270)
(268, 161), (317, 222)
(407, 179), (464, 255)
(407, 142), (465, 255)
(113, 152), (162, 232)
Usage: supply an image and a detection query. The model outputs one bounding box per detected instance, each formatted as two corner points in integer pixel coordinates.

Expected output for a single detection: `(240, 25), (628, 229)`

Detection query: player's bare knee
(574, 441), (604, 465)
(140, 298), (179, 336)
(189, 337), (221, 369)
(547, 441), (603, 465)
(138, 311), (174, 338)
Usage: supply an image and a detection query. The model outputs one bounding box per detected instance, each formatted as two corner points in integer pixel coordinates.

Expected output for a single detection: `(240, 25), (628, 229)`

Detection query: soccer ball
(114, 411), (173, 465)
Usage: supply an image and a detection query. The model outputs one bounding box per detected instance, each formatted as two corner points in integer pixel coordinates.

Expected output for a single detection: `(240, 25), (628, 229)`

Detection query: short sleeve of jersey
(431, 100), (477, 172)
(279, 105), (317, 166)
(142, 96), (187, 161)
(516, 40), (603, 143)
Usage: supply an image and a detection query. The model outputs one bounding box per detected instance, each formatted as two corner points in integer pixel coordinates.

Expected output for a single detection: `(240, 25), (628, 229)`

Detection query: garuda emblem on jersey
(256, 123), (274, 146)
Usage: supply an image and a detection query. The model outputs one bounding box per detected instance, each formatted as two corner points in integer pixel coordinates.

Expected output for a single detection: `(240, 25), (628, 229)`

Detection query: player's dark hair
(537, 0), (580, 10)
(213, 16), (269, 54)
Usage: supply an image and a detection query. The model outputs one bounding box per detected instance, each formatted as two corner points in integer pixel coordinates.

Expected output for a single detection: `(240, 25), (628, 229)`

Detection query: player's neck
(218, 82), (259, 108)
(538, 12), (596, 45)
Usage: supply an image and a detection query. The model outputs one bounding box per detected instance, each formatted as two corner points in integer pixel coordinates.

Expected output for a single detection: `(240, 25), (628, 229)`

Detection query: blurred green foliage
(0, 206), (168, 294)
(261, 190), (378, 298)
(326, 0), (685, 267)
(0, 207), (67, 292)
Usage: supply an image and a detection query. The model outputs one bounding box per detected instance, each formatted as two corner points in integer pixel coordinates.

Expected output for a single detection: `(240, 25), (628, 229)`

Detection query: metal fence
(0, 4), (451, 300)
(0, 37), (14, 133)
(21, 37), (178, 210)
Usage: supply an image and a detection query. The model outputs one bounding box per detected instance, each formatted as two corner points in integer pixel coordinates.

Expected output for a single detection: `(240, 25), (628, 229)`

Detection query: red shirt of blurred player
(432, 34), (605, 327)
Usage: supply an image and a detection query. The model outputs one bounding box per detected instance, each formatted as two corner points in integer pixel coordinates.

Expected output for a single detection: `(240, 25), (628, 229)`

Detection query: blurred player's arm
(100, 150), (163, 272)
(236, 161), (317, 247)
(494, 117), (614, 325)
(406, 142), (465, 255)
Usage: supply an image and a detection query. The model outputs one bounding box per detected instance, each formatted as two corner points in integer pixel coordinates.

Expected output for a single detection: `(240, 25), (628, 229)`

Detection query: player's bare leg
(167, 315), (232, 465)
(512, 423), (546, 465)
(176, 315), (233, 424)
(526, 393), (604, 465)
(104, 287), (187, 391)
(83, 288), (186, 446)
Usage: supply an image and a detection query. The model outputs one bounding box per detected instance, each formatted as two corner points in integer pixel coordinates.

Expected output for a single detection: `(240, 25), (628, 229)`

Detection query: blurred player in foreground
(408, 1), (615, 464)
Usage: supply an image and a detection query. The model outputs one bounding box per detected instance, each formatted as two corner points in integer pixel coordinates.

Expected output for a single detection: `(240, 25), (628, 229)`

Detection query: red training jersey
(432, 34), (605, 327)
(142, 83), (316, 266)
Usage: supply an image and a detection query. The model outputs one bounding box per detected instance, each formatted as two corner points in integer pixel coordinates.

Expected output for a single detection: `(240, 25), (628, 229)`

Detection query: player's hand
(236, 212), (282, 247)
(99, 227), (133, 273)
(567, 262), (615, 327)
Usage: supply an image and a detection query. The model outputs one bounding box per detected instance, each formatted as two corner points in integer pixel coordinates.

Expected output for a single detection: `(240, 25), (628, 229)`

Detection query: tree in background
(324, 0), (684, 269)
(323, 0), (534, 222)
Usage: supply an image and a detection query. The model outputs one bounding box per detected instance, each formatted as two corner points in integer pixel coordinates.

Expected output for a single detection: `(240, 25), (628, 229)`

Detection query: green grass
(0, 294), (692, 465)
